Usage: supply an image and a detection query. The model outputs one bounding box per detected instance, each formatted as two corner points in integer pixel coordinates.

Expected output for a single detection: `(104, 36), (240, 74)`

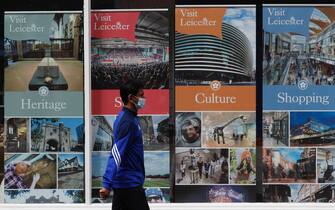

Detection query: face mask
(130, 95), (145, 110)
(136, 97), (146, 109)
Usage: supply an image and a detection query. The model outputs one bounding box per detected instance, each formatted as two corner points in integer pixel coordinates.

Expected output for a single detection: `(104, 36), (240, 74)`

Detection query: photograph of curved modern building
(263, 7), (335, 85)
(175, 7), (256, 86)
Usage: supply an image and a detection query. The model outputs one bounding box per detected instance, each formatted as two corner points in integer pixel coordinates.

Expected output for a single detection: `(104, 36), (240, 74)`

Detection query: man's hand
(99, 187), (110, 200)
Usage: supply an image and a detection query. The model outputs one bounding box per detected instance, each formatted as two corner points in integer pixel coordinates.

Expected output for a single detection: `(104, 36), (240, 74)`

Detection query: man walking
(100, 80), (149, 210)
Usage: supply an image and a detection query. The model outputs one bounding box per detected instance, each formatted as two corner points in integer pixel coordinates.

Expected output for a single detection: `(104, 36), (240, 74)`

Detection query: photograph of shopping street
(263, 112), (289, 147)
(290, 112), (335, 147)
(263, 148), (316, 183)
(263, 8), (335, 86)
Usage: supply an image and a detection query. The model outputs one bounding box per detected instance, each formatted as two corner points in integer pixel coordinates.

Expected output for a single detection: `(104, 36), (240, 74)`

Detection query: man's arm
(102, 121), (134, 191)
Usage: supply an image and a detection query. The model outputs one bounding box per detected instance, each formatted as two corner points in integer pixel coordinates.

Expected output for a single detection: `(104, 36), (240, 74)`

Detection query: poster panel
(174, 5), (257, 202)
(90, 10), (171, 203)
(3, 12), (85, 203)
(262, 5), (335, 202)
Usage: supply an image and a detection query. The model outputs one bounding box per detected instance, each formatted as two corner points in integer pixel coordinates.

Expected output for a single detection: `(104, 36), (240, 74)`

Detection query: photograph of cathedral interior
(4, 13), (83, 91)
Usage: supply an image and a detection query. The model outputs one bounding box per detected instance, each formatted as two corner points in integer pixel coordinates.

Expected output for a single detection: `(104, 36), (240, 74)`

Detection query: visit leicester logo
(297, 80), (308, 91)
(210, 80), (221, 91)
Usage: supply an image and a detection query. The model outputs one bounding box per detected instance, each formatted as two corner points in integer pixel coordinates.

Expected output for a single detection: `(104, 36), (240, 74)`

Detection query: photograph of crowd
(263, 112), (289, 147)
(263, 148), (316, 183)
(263, 184), (335, 202)
(91, 62), (169, 89)
(175, 185), (256, 202)
(290, 112), (335, 147)
(4, 153), (57, 189)
(144, 152), (169, 188)
(175, 112), (201, 147)
(31, 118), (84, 152)
(140, 115), (170, 151)
(91, 116), (114, 152)
(58, 154), (84, 189)
(175, 8), (256, 86)
(4, 189), (84, 203)
(91, 11), (169, 89)
(264, 51), (335, 86)
(202, 112), (256, 148)
(317, 148), (335, 183)
(4, 13), (84, 91)
(230, 148), (256, 184)
(5, 118), (29, 153)
(263, 7), (335, 86)
(175, 148), (228, 185)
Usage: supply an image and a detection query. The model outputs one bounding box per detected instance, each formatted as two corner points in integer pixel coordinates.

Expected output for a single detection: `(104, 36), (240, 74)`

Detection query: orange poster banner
(175, 86), (256, 111)
(175, 8), (226, 39)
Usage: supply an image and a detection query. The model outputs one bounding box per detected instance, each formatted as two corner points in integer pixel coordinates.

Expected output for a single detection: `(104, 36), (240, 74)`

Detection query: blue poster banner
(263, 7), (314, 37)
(263, 83), (335, 110)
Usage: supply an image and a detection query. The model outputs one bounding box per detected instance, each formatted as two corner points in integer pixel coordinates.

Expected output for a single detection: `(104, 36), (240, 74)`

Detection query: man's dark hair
(120, 80), (144, 104)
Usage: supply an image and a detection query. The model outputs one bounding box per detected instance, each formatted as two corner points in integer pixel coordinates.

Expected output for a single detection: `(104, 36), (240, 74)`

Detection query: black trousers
(112, 186), (150, 210)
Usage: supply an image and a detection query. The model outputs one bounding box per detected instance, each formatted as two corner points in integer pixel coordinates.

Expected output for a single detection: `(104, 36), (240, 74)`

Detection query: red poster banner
(91, 12), (140, 41)
(92, 89), (169, 115)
